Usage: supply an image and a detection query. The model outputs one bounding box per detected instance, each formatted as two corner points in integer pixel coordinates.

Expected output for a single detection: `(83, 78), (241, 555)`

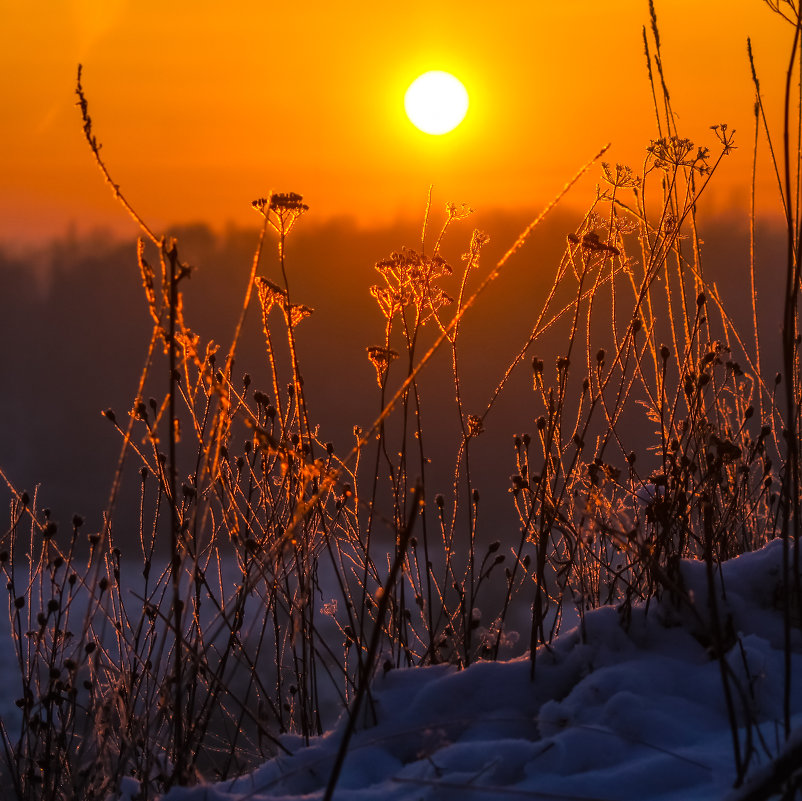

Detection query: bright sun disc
(404, 71), (469, 135)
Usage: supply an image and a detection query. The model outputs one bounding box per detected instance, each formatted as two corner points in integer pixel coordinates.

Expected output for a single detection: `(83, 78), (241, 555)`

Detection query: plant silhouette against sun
(0, 3), (800, 799)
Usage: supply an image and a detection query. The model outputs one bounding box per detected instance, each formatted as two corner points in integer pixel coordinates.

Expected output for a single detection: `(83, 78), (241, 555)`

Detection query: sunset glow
(404, 71), (469, 135)
(0, 1), (792, 242)
(2, 2), (802, 797)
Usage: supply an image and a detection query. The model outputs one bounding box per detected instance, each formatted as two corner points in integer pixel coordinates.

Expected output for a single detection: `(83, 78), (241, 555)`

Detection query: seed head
(467, 414), (484, 438)
(367, 346), (399, 387)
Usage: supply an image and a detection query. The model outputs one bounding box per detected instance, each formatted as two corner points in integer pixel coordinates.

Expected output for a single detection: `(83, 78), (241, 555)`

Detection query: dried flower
(367, 346), (399, 387)
(371, 247), (454, 323)
(256, 278), (314, 327)
(647, 136), (709, 173)
(567, 231), (620, 256)
(466, 414), (484, 438)
(601, 162), (640, 189)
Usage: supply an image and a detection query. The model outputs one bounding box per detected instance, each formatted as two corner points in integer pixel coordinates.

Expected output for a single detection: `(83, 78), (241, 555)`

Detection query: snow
(144, 540), (802, 801)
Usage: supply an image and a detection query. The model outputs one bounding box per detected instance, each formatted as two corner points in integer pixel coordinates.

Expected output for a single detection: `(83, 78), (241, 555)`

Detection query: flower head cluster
(366, 346), (400, 387)
(710, 123), (736, 156)
(647, 136), (709, 174)
(370, 247), (454, 323)
(602, 162), (640, 189)
(256, 277), (314, 327)
(252, 192), (309, 235)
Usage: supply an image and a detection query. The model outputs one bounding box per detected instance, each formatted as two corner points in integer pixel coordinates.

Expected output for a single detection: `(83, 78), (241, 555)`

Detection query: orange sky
(0, 1), (792, 245)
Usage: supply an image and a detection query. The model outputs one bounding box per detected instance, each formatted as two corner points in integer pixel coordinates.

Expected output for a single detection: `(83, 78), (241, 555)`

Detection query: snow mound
(152, 540), (802, 801)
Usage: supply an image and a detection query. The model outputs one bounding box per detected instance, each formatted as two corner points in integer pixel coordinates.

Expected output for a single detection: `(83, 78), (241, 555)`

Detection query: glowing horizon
(0, 1), (792, 244)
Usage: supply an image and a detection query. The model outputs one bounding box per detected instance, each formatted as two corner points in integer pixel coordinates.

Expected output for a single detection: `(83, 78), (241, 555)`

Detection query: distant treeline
(0, 208), (784, 545)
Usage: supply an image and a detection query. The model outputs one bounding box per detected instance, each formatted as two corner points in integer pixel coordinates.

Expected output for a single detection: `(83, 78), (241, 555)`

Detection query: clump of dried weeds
(1, 3), (801, 799)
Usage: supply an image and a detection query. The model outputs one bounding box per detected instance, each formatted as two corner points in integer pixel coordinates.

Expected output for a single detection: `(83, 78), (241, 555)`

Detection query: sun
(404, 71), (469, 136)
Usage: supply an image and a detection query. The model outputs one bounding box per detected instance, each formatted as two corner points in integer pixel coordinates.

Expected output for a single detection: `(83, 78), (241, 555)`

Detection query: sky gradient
(0, 1), (792, 244)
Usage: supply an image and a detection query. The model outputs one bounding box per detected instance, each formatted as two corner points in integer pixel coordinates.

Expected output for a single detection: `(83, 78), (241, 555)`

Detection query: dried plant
(0, 3), (800, 799)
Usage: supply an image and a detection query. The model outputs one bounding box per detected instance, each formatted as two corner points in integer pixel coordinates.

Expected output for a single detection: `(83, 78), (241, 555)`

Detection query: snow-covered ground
(136, 541), (802, 799)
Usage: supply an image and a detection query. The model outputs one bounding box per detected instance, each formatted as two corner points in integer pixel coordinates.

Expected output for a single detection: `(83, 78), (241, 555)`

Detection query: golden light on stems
(404, 71), (469, 135)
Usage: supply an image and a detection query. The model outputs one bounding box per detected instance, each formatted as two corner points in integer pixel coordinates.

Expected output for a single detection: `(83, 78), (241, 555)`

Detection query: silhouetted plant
(0, 3), (800, 799)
